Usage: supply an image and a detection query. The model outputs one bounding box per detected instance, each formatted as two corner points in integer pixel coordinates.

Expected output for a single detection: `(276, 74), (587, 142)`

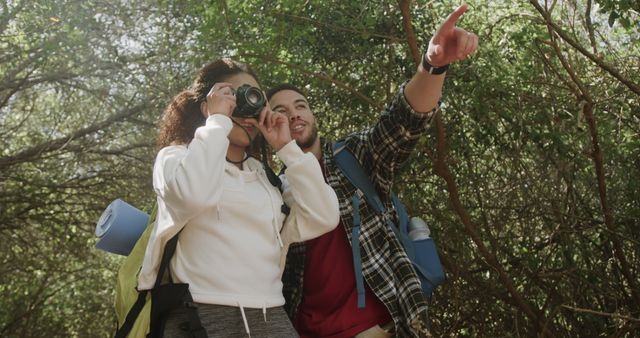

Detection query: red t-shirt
(294, 159), (391, 337)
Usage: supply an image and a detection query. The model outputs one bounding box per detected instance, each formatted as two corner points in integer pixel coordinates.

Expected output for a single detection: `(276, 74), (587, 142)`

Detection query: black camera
(233, 84), (266, 118)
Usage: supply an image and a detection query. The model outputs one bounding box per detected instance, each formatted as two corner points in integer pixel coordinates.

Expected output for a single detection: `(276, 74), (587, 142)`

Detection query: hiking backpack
(113, 204), (207, 338)
(332, 141), (445, 308)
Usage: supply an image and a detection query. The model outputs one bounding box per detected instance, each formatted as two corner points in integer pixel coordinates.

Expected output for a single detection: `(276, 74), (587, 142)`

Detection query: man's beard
(295, 122), (318, 150)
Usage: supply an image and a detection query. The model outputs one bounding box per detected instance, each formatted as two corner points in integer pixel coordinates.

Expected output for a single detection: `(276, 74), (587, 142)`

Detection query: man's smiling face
(269, 89), (319, 151)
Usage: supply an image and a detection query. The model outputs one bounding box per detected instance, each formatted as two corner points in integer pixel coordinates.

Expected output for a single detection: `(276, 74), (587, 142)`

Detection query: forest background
(1, 0), (638, 337)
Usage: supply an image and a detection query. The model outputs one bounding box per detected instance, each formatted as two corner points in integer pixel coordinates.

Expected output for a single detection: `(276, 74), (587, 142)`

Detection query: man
(268, 5), (478, 337)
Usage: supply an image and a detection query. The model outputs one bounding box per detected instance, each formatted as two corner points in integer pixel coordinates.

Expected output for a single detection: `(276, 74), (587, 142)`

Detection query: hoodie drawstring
(274, 218), (284, 248)
(236, 301), (270, 337)
(237, 302), (251, 338)
(263, 301), (267, 322)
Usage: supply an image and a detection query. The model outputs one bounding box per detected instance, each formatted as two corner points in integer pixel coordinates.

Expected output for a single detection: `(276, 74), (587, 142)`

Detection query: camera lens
(246, 90), (261, 105)
(232, 84), (266, 118)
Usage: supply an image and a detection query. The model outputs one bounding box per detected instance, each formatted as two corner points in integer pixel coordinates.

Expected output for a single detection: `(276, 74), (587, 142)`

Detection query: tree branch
(398, 0), (421, 66)
(584, 0), (598, 54)
(582, 101), (640, 308)
(529, 0), (640, 96)
(561, 304), (640, 322)
(0, 103), (148, 170)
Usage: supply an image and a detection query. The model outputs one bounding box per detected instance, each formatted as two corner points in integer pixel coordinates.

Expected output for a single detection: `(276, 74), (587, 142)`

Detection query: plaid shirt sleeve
(345, 81), (439, 195)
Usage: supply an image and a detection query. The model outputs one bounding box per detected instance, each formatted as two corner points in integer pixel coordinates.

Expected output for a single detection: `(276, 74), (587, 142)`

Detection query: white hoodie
(138, 114), (339, 309)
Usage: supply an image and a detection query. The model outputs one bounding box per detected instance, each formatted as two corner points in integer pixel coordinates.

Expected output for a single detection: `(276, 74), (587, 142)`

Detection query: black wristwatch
(421, 53), (449, 75)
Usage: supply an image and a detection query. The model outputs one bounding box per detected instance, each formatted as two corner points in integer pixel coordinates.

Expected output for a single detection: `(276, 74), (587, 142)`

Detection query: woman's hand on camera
(201, 82), (236, 118)
(251, 107), (291, 151)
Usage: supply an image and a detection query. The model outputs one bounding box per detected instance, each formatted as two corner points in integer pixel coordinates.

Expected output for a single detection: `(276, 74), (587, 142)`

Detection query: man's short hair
(266, 83), (307, 101)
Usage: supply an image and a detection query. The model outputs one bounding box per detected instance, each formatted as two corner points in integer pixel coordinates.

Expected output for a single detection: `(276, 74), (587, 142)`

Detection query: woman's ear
(200, 101), (208, 118)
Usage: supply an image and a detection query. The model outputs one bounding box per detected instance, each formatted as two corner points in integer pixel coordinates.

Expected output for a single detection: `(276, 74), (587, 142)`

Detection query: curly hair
(157, 59), (261, 149)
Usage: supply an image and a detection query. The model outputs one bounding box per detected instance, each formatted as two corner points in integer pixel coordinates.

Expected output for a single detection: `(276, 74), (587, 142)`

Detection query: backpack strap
(154, 233), (179, 288)
(115, 291), (148, 338)
(333, 141), (386, 213)
(262, 141), (290, 216)
(390, 193), (415, 261)
(350, 193), (366, 308)
(262, 141), (283, 191)
(333, 141), (388, 309)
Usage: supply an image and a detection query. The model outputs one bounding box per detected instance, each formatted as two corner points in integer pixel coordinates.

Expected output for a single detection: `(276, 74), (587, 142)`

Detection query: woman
(137, 59), (339, 337)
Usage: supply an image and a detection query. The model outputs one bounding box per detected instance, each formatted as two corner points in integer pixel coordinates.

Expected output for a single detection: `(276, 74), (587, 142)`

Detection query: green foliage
(1, 0), (638, 336)
(596, 0), (640, 28)
(1, 0), (200, 336)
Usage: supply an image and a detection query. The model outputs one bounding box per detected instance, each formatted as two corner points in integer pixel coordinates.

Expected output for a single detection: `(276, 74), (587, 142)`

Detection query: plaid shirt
(282, 83), (438, 337)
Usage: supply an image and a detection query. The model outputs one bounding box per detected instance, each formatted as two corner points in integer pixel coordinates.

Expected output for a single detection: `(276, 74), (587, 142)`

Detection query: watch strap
(421, 53), (449, 75)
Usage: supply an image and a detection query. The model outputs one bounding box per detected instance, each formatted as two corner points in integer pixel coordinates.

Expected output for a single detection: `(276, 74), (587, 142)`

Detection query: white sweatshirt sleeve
(138, 114), (232, 290)
(153, 114), (232, 223)
(277, 140), (340, 245)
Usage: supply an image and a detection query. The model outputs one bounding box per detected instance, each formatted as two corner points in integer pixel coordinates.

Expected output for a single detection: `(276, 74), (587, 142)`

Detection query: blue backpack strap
(334, 141), (383, 309)
(333, 141), (386, 213)
(391, 193), (408, 234)
(350, 193), (366, 309)
(390, 194), (416, 261)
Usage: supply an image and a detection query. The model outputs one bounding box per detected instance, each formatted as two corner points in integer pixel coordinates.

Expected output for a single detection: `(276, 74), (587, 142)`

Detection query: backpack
(113, 205), (207, 338)
(332, 141), (445, 308)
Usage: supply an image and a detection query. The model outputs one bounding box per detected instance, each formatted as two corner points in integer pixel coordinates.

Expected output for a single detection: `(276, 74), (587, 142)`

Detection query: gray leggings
(162, 303), (298, 338)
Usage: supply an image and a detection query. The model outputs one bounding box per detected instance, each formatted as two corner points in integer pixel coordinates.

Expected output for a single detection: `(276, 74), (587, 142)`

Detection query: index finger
(438, 3), (468, 32)
(258, 106), (270, 126)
